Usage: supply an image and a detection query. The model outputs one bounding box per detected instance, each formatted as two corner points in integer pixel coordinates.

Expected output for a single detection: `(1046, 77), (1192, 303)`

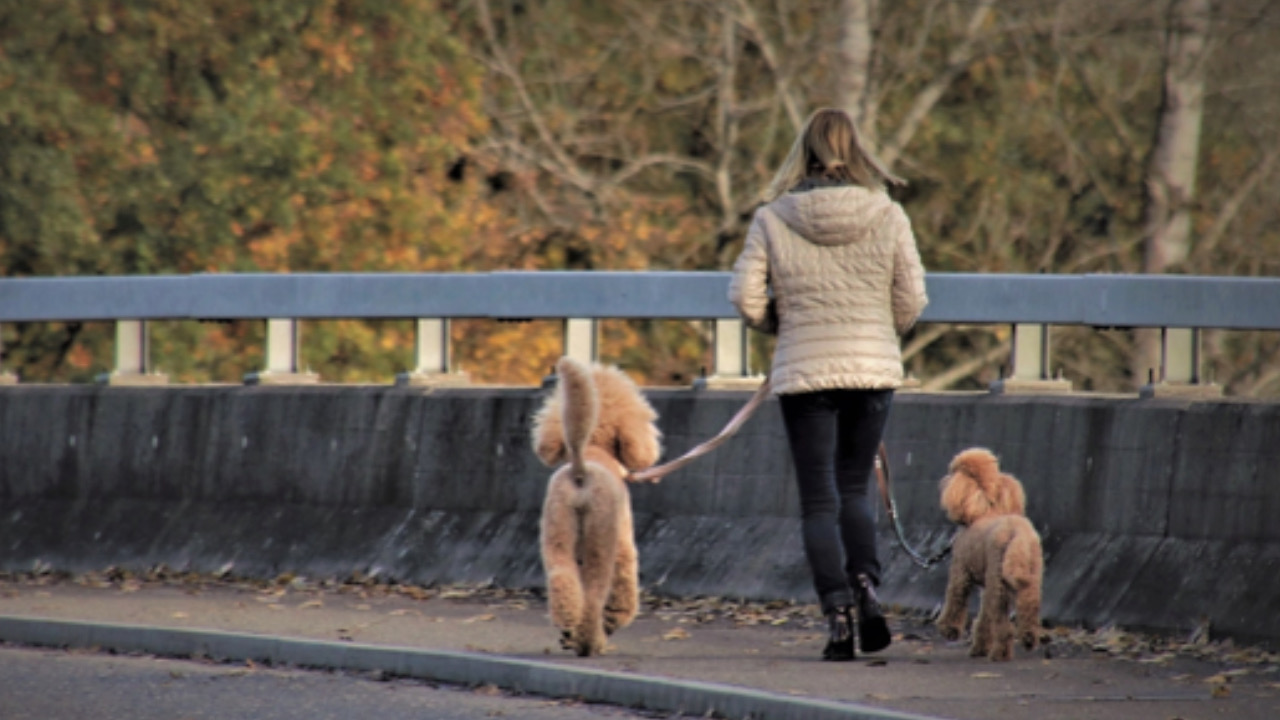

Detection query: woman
(728, 108), (928, 661)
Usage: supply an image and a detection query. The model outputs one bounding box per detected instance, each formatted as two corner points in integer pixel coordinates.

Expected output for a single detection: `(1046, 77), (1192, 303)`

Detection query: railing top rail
(1, 272), (1278, 330)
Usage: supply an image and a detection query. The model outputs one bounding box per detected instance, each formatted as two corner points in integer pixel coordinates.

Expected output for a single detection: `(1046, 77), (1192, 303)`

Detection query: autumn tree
(0, 0), (497, 383)
(4, 0), (1278, 393)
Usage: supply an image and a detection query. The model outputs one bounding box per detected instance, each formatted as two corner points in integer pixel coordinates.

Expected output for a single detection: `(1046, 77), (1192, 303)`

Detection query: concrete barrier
(1, 385), (1278, 647)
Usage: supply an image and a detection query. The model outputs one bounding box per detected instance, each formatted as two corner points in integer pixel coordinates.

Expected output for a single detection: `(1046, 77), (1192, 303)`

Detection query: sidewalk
(1, 574), (1276, 720)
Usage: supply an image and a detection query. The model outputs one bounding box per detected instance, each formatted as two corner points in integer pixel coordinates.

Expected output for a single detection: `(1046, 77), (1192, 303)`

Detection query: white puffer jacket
(728, 185), (928, 394)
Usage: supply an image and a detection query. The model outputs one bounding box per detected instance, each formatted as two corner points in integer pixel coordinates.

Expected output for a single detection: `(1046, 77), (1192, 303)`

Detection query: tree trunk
(1134, 0), (1212, 386)
(835, 0), (878, 141)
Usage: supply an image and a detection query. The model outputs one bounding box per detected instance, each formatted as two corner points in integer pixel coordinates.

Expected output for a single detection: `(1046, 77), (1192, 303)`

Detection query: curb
(0, 616), (942, 720)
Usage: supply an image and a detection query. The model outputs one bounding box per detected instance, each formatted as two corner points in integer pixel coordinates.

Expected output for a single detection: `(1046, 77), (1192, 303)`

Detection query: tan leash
(627, 379), (951, 569)
(626, 379), (774, 483)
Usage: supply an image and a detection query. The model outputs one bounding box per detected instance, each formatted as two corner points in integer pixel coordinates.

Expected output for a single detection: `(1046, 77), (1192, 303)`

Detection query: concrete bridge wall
(1, 386), (1277, 646)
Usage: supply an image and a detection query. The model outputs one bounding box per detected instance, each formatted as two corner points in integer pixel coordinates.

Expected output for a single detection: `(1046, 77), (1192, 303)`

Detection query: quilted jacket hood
(769, 185), (895, 247)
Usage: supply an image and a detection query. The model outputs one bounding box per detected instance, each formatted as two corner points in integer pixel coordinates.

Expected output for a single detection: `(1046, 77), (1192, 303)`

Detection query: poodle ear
(618, 422), (662, 471)
(592, 365), (663, 471)
(531, 398), (567, 467)
(939, 471), (981, 525)
(997, 473), (1027, 515)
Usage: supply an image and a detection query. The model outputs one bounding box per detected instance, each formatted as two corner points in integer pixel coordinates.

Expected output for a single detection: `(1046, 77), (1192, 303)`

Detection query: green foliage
(1, 0), (491, 381)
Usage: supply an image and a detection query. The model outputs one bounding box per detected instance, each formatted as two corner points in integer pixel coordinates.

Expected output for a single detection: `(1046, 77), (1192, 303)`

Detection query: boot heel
(855, 574), (891, 653)
(822, 607), (856, 661)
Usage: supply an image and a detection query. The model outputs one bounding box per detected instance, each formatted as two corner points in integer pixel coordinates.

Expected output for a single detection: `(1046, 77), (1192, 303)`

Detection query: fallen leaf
(171, 612), (188, 619)
(1211, 684), (1231, 699)
(971, 672), (1002, 679)
(662, 627), (691, 641)
(298, 600), (323, 610)
(463, 613), (496, 623)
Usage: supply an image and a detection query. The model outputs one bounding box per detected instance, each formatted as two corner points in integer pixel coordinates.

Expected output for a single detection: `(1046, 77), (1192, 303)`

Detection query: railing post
(0, 323), (16, 384)
(989, 323), (1071, 394)
(1139, 327), (1221, 398)
(244, 318), (318, 385)
(98, 320), (168, 386)
(696, 318), (763, 390)
(563, 318), (598, 365)
(396, 318), (470, 387)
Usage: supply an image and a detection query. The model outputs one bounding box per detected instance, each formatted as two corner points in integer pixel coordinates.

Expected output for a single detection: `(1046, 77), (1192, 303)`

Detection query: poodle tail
(556, 356), (599, 483)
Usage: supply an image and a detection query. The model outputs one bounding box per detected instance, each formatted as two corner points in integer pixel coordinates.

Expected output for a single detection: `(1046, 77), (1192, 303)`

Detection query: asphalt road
(0, 645), (673, 720)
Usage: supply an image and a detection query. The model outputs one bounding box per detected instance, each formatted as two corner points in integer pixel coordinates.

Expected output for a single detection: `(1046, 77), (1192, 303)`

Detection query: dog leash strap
(626, 378), (773, 483)
(630, 381), (953, 569)
(876, 443), (953, 569)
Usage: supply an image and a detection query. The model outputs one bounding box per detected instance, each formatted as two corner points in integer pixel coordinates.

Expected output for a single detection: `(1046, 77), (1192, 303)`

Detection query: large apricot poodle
(935, 447), (1044, 661)
(530, 356), (662, 656)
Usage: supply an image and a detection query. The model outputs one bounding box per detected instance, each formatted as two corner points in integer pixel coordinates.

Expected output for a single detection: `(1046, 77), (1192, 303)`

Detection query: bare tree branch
(902, 323), (950, 363)
(474, 0), (595, 195)
(734, 0), (804, 132)
(921, 336), (1010, 391)
(1194, 148), (1280, 261)
(879, 0), (997, 168)
(607, 153), (718, 186)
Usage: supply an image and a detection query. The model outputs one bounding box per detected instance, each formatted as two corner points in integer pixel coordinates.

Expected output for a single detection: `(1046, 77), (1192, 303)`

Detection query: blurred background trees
(2, 0), (1277, 393)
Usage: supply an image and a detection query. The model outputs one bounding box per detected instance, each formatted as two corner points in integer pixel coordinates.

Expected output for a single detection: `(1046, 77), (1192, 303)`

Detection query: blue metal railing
(1, 272), (1277, 390)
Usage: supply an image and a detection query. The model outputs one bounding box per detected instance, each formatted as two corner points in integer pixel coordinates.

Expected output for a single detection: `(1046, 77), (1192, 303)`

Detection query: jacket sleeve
(728, 213), (778, 335)
(890, 205), (928, 337)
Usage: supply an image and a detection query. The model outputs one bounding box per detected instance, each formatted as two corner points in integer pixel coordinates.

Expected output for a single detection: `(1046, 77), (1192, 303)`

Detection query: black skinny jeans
(779, 388), (894, 615)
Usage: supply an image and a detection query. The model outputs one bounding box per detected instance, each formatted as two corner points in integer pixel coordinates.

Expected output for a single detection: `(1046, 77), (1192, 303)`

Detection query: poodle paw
(938, 624), (962, 641)
(985, 636), (1015, 661)
(559, 630), (575, 651)
(602, 609), (623, 636)
(1020, 631), (1039, 650)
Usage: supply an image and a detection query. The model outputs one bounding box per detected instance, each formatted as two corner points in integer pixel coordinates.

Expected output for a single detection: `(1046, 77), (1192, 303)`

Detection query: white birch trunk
(1134, 0), (1211, 386)
(835, 0), (878, 142)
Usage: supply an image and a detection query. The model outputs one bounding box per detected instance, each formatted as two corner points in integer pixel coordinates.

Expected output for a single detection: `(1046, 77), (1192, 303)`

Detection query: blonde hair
(763, 108), (904, 202)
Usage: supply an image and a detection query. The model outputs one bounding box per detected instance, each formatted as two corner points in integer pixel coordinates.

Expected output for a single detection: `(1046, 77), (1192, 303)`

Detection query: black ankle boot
(855, 574), (891, 653)
(822, 606), (856, 661)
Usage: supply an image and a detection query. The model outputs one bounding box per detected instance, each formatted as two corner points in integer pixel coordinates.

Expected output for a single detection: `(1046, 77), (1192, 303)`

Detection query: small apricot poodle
(530, 356), (662, 656)
(936, 447), (1044, 661)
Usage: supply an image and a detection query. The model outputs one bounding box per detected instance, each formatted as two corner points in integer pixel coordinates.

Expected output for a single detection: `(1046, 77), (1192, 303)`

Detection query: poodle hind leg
(541, 488), (584, 649)
(982, 586), (1015, 661)
(968, 588), (995, 658)
(1014, 580), (1042, 650)
(602, 515), (639, 636)
(572, 493), (621, 656)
